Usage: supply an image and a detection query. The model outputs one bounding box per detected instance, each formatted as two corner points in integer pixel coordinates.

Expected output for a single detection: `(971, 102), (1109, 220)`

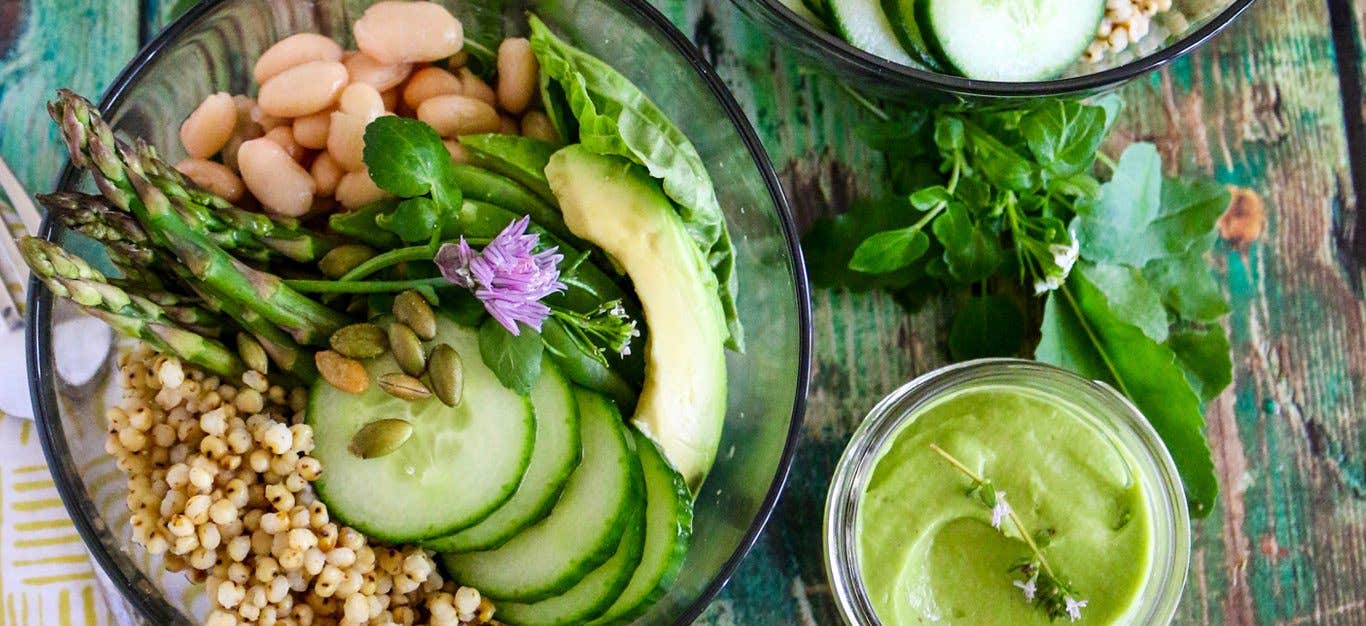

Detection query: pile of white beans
(174, 0), (556, 219)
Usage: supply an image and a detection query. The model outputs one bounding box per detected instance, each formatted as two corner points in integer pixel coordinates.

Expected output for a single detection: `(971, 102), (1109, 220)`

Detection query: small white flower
(1049, 237), (1080, 276)
(1013, 578), (1037, 601)
(990, 491), (1011, 529)
(1065, 596), (1088, 622)
(1033, 274), (1064, 294)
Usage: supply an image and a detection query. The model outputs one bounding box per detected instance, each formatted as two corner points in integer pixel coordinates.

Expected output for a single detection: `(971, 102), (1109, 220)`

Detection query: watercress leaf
(478, 317), (543, 395)
(954, 174), (992, 211)
(328, 199), (403, 249)
(963, 122), (1036, 192)
(362, 116), (461, 209)
(1044, 171), (1102, 200)
(802, 197), (925, 289)
(909, 185), (951, 211)
(1020, 100), (1108, 176)
(1143, 252), (1230, 323)
(375, 197), (440, 244)
(529, 15), (742, 350)
(1082, 262), (1169, 343)
(1166, 325), (1233, 404)
(1073, 143), (1227, 266)
(438, 288), (489, 327)
(932, 202), (1004, 283)
(889, 157), (943, 196)
(949, 294), (1025, 360)
(1092, 93), (1125, 131)
(934, 115), (964, 152)
(848, 226), (930, 274)
(1035, 265), (1217, 517)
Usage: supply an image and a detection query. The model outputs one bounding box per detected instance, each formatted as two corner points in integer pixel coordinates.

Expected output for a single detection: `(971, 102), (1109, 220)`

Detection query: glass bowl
(824, 360), (1190, 625)
(732, 0), (1258, 99)
(25, 0), (812, 623)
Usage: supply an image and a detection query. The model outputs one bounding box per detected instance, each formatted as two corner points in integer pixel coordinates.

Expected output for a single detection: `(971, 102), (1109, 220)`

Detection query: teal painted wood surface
(0, 0), (1363, 624)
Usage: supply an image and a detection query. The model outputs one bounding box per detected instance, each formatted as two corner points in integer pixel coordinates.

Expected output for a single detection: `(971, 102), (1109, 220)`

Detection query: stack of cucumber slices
(783, 0), (1106, 81)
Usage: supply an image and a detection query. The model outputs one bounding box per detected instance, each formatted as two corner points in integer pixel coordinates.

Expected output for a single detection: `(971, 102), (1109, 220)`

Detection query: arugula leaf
(849, 227), (929, 273)
(363, 116), (461, 207)
(932, 202), (1004, 283)
(1073, 143), (1226, 267)
(803, 197), (931, 290)
(1021, 100), (1108, 176)
(1167, 326), (1233, 404)
(529, 15), (743, 351)
(1035, 264), (1218, 517)
(375, 197), (439, 244)
(1082, 262), (1169, 343)
(478, 317), (543, 395)
(949, 295), (1025, 360)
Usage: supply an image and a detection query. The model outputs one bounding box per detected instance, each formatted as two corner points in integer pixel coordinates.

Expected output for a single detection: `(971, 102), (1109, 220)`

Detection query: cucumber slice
(880, 0), (942, 70)
(442, 390), (644, 602)
(423, 362), (581, 553)
(587, 430), (692, 625)
(459, 134), (558, 204)
(495, 503), (646, 626)
(310, 317), (535, 543)
(918, 0), (1103, 81)
(827, 0), (922, 68)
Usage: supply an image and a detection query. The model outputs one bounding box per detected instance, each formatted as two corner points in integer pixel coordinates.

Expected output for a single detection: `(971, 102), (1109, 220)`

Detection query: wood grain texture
(0, 0), (1362, 623)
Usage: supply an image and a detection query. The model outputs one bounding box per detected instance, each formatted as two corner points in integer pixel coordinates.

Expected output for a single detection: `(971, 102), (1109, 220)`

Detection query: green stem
(284, 277), (450, 294)
(338, 245), (435, 281)
(837, 82), (890, 122)
(1095, 151), (1118, 173)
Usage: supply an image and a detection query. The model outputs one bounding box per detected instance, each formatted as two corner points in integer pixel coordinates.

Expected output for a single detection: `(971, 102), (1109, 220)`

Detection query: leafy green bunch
(805, 97), (1232, 516)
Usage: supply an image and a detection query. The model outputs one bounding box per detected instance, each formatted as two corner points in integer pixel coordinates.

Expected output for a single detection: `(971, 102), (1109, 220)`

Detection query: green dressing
(856, 385), (1154, 625)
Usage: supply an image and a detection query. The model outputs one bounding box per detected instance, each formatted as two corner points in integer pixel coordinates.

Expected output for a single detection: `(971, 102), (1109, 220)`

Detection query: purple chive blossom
(435, 216), (565, 334)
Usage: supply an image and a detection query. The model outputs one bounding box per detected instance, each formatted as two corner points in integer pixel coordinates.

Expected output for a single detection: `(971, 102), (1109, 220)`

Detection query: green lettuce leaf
(528, 15), (743, 351)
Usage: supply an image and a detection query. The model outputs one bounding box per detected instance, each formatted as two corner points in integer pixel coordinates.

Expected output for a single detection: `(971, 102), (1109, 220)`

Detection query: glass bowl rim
(25, 0), (814, 623)
(821, 358), (1192, 625)
(749, 0), (1260, 97)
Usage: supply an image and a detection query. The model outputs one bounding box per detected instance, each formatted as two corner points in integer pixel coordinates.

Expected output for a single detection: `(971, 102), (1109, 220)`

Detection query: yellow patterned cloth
(0, 414), (116, 626)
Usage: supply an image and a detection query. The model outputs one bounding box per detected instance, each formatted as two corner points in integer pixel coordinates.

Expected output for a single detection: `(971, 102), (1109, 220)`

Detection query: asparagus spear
(50, 90), (350, 346)
(39, 192), (174, 289)
(135, 140), (336, 263)
(20, 237), (244, 377)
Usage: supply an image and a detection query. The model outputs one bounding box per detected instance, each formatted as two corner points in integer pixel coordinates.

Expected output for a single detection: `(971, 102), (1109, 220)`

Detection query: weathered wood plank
(653, 0), (1366, 624)
(0, 0), (142, 194)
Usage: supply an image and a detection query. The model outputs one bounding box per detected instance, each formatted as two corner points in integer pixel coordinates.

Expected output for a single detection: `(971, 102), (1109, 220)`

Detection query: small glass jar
(823, 359), (1190, 625)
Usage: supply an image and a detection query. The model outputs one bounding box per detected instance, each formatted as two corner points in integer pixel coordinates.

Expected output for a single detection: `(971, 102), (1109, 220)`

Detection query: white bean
(520, 111), (558, 144)
(442, 140), (468, 164)
(338, 83), (385, 119)
(253, 33), (344, 84)
(353, 1), (463, 64)
(257, 60), (348, 117)
(402, 67), (462, 110)
(416, 95), (500, 137)
(343, 52), (412, 92)
(327, 112), (369, 172)
(498, 114), (518, 135)
(222, 96), (264, 171)
(175, 158), (245, 202)
(496, 38), (537, 114)
(179, 92), (237, 158)
(250, 102), (288, 131)
(310, 152), (343, 197)
(292, 110), (331, 150)
(458, 68), (496, 107)
(264, 126), (306, 162)
(237, 138), (315, 217)
(335, 169), (390, 209)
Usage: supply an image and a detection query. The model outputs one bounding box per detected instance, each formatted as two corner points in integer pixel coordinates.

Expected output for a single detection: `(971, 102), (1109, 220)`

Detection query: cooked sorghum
(107, 344), (497, 626)
(1085, 0), (1176, 62)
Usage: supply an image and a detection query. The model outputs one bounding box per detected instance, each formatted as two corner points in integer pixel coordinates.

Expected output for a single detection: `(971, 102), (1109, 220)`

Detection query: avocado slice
(545, 145), (727, 492)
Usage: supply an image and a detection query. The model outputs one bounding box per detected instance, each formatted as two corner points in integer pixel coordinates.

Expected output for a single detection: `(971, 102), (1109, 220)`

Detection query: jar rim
(822, 358), (1191, 625)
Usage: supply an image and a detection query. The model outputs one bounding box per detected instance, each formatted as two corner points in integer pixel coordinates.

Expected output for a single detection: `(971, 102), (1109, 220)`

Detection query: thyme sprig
(930, 443), (1088, 622)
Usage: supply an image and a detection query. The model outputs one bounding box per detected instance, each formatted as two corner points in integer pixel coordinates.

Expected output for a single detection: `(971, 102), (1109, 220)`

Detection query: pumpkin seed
(388, 323), (426, 376)
(427, 343), (464, 407)
(318, 244), (376, 278)
(393, 290), (437, 340)
(348, 418), (413, 459)
(378, 372), (431, 401)
(236, 333), (269, 374)
(315, 350), (369, 393)
(330, 323), (388, 359)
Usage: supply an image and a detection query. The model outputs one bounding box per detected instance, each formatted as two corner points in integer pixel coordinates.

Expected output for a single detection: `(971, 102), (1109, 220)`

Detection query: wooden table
(1, 0), (1364, 624)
